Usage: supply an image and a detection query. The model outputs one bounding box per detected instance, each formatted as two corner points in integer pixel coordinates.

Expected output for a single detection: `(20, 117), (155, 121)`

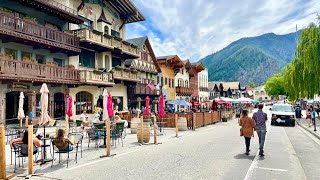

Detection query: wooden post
(106, 118), (111, 156)
(175, 114), (178, 137)
(192, 113), (196, 131)
(0, 126), (6, 179)
(65, 114), (69, 134)
(140, 116), (144, 144)
(28, 125), (33, 175)
(153, 116), (157, 144)
(25, 116), (29, 127)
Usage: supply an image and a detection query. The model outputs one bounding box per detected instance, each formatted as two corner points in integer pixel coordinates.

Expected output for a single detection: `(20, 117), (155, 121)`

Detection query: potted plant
(0, 7), (13, 16)
(221, 112), (228, 122)
(23, 16), (37, 23)
(93, 69), (103, 75)
(64, 29), (74, 35)
(65, 64), (75, 69)
(46, 61), (58, 67)
(115, 65), (122, 70)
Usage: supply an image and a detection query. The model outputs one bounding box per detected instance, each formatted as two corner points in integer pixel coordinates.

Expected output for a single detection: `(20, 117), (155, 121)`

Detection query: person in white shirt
(80, 110), (90, 127)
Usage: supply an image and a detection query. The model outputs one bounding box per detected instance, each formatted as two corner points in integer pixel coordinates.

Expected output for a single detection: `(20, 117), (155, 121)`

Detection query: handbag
(240, 118), (248, 136)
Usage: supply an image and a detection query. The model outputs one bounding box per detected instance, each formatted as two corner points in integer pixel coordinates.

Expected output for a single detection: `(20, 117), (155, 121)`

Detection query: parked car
(270, 104), (295, 126)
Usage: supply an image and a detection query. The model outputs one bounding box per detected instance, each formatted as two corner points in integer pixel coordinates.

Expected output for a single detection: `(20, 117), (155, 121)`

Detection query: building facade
(156, 56), (184, 101)
(198, 67), (209, 102)
(125, 37), (161, 111)
(0, 0), (146, 123)
(254, 85), (272, 101)
(174, 60), (194, 102)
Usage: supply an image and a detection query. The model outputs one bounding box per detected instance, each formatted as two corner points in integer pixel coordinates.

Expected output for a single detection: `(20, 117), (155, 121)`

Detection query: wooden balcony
(0, 55), (80, 84)
(0, 12), (81, 55)
(80, 70), (114, 86)
(134, 83), (157, 95)
(112, 67), (140, 82)
(13, 0), (84, 24)
(176, 87), (193, 96)
(75, 29), (139, 58)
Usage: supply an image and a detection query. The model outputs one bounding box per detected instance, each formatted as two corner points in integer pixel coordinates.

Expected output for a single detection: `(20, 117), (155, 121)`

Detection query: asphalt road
(28, 108), (320, 180)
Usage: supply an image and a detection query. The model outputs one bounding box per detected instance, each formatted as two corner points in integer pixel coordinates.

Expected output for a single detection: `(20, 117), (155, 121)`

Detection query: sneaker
(245, 152), (249, 155)
(259, 153), (265, 156)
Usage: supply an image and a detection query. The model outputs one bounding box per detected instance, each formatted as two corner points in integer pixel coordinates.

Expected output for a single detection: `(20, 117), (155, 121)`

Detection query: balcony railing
(199, 87), (209, 92)
(75, 29), (139, 57)
(112, 67), (140, 82)
(80, 70), (114, 85)
(0, 55), (80, 84)
(135, 83), (157, 95)
(0, 12), (80, 53)
(34, 0), (78, 15)
(176, 87), (193, 95)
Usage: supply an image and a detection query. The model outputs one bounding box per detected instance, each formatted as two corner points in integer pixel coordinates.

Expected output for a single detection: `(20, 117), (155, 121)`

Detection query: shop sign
(8, 83), (29, 91)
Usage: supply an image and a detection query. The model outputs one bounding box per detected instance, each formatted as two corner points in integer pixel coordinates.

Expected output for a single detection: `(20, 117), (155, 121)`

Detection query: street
(23, 108), (320, 180)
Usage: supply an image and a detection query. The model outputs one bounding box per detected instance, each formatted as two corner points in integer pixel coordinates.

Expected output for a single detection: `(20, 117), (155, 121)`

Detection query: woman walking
(307, 107), (312, 127)
(239, 110), (256, 155)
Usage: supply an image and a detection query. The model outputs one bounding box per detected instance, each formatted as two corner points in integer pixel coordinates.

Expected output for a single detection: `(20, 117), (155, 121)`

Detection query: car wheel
(291, 122), (295, 127)
(271, 121), (275, 126)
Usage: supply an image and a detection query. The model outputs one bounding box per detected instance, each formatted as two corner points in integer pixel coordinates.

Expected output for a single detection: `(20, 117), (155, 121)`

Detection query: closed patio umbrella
(18, 92), (25, 120)
(159, 95), (165, 118)
(103, 89), (109, 121)
(107, 92), (113, 118)
(39, 83), (50, 126)
(144, 96), (150, 116)
(67, 95), (73, 117)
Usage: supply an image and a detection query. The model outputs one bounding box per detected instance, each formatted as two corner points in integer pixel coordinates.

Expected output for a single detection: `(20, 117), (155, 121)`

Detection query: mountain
(199, 31), (301, 86)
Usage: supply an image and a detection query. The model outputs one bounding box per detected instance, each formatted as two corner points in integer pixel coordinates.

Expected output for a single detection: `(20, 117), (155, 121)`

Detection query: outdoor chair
(52, 136), (81, 168)
(88, 123), (105, 149)
(11, 143), (39, 171)
(112, 122), (125, 148)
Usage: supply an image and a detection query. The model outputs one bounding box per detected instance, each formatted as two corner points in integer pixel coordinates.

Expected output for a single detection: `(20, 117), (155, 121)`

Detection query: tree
(283, 23), (320, 100)
(249, 82), (255, 88)
(265, 73), (286, 97)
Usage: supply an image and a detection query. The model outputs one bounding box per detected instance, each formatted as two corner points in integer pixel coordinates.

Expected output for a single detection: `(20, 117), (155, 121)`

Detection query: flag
(162, 85), (168, 90)
(77, 0), (85, 12)
(147, 82), (156, 90)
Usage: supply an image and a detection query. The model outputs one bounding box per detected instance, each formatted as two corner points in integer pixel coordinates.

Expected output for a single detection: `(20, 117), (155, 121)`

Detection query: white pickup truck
(270, 104), (295, 126)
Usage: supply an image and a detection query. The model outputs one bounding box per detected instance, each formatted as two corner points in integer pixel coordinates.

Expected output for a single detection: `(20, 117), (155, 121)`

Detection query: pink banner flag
(147, 82), (156, 90)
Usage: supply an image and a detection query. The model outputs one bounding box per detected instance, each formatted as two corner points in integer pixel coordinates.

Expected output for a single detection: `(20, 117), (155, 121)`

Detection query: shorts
(61, 144), (73, 152)
(307, 115), (312, 119)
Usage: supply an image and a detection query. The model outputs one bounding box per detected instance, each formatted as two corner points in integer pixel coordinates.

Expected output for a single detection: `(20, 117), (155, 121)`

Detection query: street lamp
(137, 97), (142, 110)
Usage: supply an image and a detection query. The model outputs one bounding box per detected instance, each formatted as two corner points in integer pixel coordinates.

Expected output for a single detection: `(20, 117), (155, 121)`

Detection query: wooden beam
(28, 123), (33, 175)
(0, 125), (6, 179)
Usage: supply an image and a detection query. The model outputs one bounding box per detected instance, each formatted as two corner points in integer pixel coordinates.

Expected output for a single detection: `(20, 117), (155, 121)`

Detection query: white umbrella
(221, 97), (235, 102)
(17, 92), (25, 120)
(236, 97), (253, 102)
(102, 89), (109, 121)
(39, 83), (51, 125)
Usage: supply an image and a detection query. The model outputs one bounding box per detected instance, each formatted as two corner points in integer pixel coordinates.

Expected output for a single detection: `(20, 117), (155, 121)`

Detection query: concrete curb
(296, 120), (320, 140)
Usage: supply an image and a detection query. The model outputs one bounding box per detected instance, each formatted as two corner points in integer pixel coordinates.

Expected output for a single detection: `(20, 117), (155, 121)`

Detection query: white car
(270, 104), (295, 126)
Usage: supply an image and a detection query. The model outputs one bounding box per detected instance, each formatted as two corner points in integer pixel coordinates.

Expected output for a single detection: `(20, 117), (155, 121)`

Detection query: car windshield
(272, 105), (293, 112)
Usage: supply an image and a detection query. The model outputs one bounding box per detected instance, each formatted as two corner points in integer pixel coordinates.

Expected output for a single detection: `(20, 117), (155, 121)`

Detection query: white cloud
(126, 0), (320, 62)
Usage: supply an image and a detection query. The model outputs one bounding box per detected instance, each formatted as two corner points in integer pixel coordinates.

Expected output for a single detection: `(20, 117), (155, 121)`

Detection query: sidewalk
(296, 118), (320, 138)
(4, 126), (201, 178)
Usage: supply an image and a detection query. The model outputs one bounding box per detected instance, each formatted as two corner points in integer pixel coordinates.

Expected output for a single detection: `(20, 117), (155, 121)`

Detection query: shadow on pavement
(233, 153), (255, 160)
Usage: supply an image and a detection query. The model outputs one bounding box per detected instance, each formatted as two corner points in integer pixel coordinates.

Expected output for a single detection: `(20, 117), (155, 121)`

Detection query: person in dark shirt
(252, 104), (268, 156)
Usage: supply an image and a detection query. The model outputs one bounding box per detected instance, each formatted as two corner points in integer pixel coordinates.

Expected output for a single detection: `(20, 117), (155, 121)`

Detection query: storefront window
(76, 91), (93, 115)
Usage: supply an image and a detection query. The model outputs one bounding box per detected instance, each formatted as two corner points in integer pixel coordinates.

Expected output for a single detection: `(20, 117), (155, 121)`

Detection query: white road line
(66, 149), (141, 171)
(256, 166), (288, 172)
(244, 120), (271, 180)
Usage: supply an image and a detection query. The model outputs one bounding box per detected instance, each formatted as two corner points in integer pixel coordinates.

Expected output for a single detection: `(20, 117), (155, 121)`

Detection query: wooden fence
(122, 111), (224, 129)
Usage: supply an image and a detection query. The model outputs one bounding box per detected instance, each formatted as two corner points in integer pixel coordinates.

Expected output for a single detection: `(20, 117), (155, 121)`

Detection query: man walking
(252, 104), (268, 156)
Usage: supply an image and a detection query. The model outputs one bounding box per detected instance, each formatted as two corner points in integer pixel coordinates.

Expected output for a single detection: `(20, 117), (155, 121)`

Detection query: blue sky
(126, 0), (320, 62)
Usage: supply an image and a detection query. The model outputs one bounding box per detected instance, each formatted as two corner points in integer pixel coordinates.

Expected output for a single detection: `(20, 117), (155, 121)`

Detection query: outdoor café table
(98, 123), (116, 148)
(156, 122), (167, 134)
(37, 137), (53, 165)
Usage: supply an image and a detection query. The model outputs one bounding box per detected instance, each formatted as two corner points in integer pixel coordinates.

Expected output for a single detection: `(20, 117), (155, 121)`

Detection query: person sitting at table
(80, 110), (90, 127)
(52, 129), (75, 152)
(10, 130), (41, 148)
(92, 113), (103, 124)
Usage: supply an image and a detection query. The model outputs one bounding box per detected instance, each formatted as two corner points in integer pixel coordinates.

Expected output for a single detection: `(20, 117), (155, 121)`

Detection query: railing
(0, 56), (80, 83)
(199, 87), (209, 92)
(135, 83), (157, 95)
(75, 29), (139, 56)
(0, 12), (80, 49)
(176, 87), (193, 95)
(80, 70), (113, 85)
(34, 0), (78, 15)
(112, 67), (140, 81)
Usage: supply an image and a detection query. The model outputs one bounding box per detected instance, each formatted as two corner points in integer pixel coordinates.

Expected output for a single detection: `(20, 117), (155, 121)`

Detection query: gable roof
(97, 9), (112, 24)
(125, 36), (161, 73)
(157, 55), (184, 70)
(191, 63), (205, 72)
(222, 82), (240, 90)
(182, 59), (195, 77)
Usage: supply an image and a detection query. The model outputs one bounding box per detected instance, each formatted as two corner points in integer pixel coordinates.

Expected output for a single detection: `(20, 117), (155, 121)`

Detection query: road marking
(244, 120), (271, 180)
(66, 149), (141, 171)
(256, 166), (288, 172)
